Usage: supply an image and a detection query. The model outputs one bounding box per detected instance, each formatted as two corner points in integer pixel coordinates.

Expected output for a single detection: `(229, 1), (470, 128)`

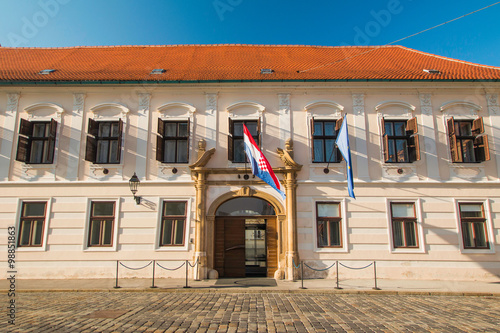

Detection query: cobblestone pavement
(6, 291), (500, 333)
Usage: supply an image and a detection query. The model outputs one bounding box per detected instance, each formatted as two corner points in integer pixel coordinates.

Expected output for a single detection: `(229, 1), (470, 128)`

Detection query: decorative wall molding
(486, 94), (499, 115)
(73, 93), (85, 113)
(419, 94), (433, 115)
(226, 101), (265, 118)
(90, 103), (129, 119)
(138, 93), (151, 114)
(206, 93), (218, 115)
(375, 100), (416, 115)
(352, 93), (365, 115)
(278, 93), (290, 114)
(439, 100), (482, 116)
(7, 93), (20, 112)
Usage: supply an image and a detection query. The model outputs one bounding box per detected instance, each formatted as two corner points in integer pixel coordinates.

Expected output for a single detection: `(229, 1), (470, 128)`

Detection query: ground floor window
(18, 202), (47, 247)
(160, 201), (187, 246)
(459, 203), (489, 249)
(316, 202), (342, 247)
(390, 202), (418, 248)
(88, 201), (115, 247)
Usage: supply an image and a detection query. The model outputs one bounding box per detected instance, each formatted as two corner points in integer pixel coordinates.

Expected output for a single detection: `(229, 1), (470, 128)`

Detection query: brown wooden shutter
(47, 119), (58, 164)
(474, 135), (490, 162)
(406, 117), (418, 135)
(409, 134), (420, 162)
(335, 117), (343, 131)
(472, 117), (484, 136)
(381, 118), (389, 162)
(15, 136), (30, 162)
(186, 118), (190, 161)
(228, 118), (234, 161)
(19, 118), (33, 137)
(156, 135), (164, 162)
(88, 118), (99, 137)
(85, 136), (97, 162)
(257, 117), (261, 147)
(114, 119), (123, 163)
(157, 118), (164, 137)
(311, 118), (315, 161)
(447, 117), (459, 162)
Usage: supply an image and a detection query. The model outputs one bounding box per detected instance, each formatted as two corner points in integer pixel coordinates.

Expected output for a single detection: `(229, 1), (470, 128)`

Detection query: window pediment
(25, 102), (64, 120)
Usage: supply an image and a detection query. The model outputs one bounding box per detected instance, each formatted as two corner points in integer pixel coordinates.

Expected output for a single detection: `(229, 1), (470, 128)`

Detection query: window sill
(16, 246), (47, 252)
(83, 247), (117, 252)
(460, 248), (495, 255)
(390, 247), (425, 254)
(314, 247), (348, 253)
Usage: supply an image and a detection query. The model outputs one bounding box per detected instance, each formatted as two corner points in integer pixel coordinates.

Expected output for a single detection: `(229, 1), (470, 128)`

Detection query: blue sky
(1, 0), (499, 66)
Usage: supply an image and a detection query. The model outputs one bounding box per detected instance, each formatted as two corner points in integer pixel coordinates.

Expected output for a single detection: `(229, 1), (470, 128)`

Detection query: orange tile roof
(0, 44), (499, 82)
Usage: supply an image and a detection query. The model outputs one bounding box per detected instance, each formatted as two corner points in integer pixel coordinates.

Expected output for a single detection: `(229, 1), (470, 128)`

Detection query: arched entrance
(210, 194), (283, 278)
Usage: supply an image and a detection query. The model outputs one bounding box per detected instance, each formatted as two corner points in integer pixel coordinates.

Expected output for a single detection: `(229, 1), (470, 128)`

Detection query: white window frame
(454, 199), (495, 254)
(313, 198), (348, 253)
(83, 198), (121, 252)
(155, 197), (193, 251)
(386, 198), (426, 253)
(15, 198), (52, 252)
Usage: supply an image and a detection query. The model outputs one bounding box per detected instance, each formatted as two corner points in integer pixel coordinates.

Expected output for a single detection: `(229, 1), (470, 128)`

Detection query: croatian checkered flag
(243, 124), (286, 200)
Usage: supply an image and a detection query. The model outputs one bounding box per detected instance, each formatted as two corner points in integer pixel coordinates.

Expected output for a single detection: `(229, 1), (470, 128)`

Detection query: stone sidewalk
(2, 277), (500, 295)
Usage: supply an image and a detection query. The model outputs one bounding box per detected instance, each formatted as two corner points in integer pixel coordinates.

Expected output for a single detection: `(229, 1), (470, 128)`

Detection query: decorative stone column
(193, 168), (208, 280)
(0, 93), (20, 181)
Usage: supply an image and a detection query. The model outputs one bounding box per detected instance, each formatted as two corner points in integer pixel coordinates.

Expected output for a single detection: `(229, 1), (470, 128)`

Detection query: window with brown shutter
(16, 119), (57, 164)
(228, 119), (259, 163)
(85, 119), (123, 164)
(156, 119), (190, 163)
(382, 117), (420, 163)
(447, 117), (489, 163)
(311, 118), (342, 163)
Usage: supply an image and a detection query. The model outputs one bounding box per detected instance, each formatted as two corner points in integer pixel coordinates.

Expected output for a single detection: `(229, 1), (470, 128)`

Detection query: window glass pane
(109, 140), (119, 163)
(32, 123), (47, 137)
(387, 140), (396, 162)
(110, 123), (120, 137)
(245, 122), (258, 136)
(33, 220), (44, 245)
(99, 123), (111, 137)
(233, 139), (245, 162)
(325, 139), (336, 162)
(330, 221), (341, 246)
(393, 221), (404, 247)
(324, 122), (335, 136)
(384, 122), (394, 136)
(178, 122), (188, 137)
(313, 122), (323, 136)
(30, 140), (44, 163)
(405, 221), (417, 247)
(317, 221), (328, 247)
(462, 223), (474, 248)
(42, 141), (51, 163)
(460, 204), (483, 218)
(162, 219), (173, 245)
(174, 219), (185, 245)
(396, 139), (408, 162)
(394, 122), (406, 136)
(23, 202), (46, 217)
(165, 123), (177, 137)
(233, 122), (243, 137)
(473, 222), (488, 248)
(164, 140), (176, 162)
(461, 139), (475, 162)
(313, 139), (324, 162)
(102, 220), (113, 245)
(318, 203), (340, 217)
(458, 122), (472, 136)
(96, 140), (109, 163)
(90, 220), (101, 245)
(392, 203), (414, 218)
(19, 221), (32, 245)
(164, 202), (186, 216)
(92, 202), (114, 216)
(177, 140), (188, 163)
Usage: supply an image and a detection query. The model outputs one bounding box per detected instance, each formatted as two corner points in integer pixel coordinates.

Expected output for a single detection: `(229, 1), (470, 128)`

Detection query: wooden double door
(215, 217), (277, 278)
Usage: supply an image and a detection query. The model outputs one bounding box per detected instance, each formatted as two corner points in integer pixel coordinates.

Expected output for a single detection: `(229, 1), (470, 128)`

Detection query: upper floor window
(156, 119), (189, 163)
(311, 118), (342, 163)
(88, 201), (115, 247)
(390, 202), (418, 248)
(447, 117), (489, 163)
(459, 203), (489, 249)
(160, 201), (187, 246)
(316, 202), (342, 248)
(85, 119), (123, 164)
(18, 202), (47, 247)
(16, 119), (57, 164)
(382, 117), (420, 163)
(228, 119), (260, 163)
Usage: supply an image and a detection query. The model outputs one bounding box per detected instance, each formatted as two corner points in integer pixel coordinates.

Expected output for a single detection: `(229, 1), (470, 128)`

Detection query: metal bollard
(372, 261), (381, 290)
(183, 260), (191, 288)
(334, 260), (342, 289)
(114, 260), (120, 289)
(299, 260), (307, 289)
(150, 260), (157, 288)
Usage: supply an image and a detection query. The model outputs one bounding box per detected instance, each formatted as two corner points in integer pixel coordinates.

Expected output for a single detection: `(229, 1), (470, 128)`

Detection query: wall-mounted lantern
(129, 172), (141, 205)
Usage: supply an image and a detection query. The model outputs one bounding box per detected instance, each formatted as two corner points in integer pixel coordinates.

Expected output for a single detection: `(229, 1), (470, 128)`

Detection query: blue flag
(335, 115), (355, 199)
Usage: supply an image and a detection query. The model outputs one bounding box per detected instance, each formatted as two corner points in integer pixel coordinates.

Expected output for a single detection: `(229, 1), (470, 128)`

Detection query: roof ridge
(397, 45), (500, 71)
